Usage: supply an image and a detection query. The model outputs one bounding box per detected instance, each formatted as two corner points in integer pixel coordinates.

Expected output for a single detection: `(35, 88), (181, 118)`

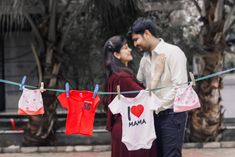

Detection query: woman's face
(115, 43), (133, 66)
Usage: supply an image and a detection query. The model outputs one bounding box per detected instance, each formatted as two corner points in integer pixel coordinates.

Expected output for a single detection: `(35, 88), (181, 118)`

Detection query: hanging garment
(108, 90), (161, 151)
(18, 88), (44, 115)
(57, 90), (100, 136)
(173, 84), (201, 112)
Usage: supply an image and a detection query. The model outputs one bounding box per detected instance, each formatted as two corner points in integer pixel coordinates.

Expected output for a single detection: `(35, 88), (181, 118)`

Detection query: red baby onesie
(57, 90), (100, 136)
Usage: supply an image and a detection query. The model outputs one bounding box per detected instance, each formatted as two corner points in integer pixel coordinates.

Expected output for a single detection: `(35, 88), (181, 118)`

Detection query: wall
(4, 32), (38, 111)
(0, 35), (5, 111)
(221, 74), (235, 118)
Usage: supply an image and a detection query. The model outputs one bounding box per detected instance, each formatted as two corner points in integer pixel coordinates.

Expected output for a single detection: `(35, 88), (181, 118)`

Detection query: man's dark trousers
(154, 109), (188, 157)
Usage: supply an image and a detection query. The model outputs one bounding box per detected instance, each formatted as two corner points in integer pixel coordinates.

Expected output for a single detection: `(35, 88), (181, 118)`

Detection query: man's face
(131, 33), (149, 53)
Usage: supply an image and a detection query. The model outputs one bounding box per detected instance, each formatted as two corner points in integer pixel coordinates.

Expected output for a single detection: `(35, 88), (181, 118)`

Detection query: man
(127, 17), (188, 157)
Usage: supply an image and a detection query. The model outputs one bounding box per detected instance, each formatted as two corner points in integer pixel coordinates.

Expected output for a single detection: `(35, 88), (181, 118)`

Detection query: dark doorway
(0, 35), (5, 111)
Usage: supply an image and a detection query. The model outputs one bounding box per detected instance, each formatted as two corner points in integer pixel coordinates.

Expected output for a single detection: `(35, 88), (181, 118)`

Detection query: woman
(103, 35), (164, 157)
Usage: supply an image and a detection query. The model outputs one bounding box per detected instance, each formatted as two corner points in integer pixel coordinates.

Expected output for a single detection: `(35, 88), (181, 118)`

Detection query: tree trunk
(188, 0), (227, 142)
(23, 0), (91, 146)
(188, 52), (224, 142)
(23, 47), (60, 146)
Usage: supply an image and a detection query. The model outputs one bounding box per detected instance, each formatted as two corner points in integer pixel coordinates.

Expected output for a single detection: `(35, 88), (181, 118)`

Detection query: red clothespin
(117, 85), (121, 100)
(92, 84), (99, 99)
(189, 72), (196, 86)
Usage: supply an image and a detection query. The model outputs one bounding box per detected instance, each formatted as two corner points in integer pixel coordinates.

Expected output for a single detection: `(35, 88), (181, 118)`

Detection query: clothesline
(0, 67), (235, 95)
(1, 67), (235, 135)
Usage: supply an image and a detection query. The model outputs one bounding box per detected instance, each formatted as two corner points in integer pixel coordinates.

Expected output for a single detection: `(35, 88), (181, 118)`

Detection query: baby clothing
(108, 90), (161, 151)
(57, 90), (100, 136)
(18, 88), (44, 115)
(173, 84), (201, 112)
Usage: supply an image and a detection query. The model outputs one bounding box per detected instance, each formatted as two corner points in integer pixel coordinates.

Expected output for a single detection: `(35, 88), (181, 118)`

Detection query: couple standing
(103, 17), (188, 157)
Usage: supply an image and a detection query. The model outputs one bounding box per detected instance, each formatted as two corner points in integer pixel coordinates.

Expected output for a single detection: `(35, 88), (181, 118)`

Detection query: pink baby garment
(173, 84), (201, 112)
(18, 88), (44, 115)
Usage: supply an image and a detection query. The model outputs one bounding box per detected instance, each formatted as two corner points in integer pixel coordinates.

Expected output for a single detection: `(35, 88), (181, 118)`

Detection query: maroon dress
(105, 70), (157, 157)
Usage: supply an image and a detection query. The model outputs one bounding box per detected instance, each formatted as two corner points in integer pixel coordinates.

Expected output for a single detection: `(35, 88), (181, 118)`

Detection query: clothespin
(19, 75), (27, 90)
(149, 89), (152, 96)
(65, 82), (70, 98)
(148, 82), (152, 96)
(117, 85), (120, 100)
(189, 72), (196, 86)
(92, 84), (99, 99)
(40, 82), (46, 92)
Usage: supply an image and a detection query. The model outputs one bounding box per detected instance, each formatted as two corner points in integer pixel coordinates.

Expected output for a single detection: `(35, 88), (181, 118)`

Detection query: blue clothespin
(65, 82), (70, 98)
(19, 75), (27, 90)
(92, 84), (99, 99)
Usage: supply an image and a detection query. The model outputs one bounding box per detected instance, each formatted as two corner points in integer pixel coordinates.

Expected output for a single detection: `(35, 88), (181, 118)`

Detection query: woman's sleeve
(105, 75), (119, 131)
(105, 71), (144, 131)
(118, 72), (144, 98)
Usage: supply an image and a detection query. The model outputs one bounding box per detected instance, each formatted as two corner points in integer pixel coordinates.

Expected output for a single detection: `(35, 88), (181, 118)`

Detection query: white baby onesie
(108, 90), (161, 151)
(18, 88), (44, 115)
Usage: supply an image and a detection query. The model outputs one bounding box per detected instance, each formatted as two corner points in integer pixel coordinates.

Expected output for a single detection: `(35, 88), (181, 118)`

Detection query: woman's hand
(150, 54), (166, 89)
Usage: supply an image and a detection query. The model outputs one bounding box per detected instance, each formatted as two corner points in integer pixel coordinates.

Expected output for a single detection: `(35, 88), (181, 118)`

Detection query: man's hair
(127, 17), (157, 38)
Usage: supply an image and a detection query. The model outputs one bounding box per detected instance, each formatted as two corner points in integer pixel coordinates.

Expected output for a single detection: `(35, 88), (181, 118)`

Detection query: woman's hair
(103, 35), (129, 78)
(103, 35), (133, 111)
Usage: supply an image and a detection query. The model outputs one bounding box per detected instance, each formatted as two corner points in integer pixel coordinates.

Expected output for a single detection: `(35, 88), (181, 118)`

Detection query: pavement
(1, 148), (235, 157)
(183, 148), (235, 157)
